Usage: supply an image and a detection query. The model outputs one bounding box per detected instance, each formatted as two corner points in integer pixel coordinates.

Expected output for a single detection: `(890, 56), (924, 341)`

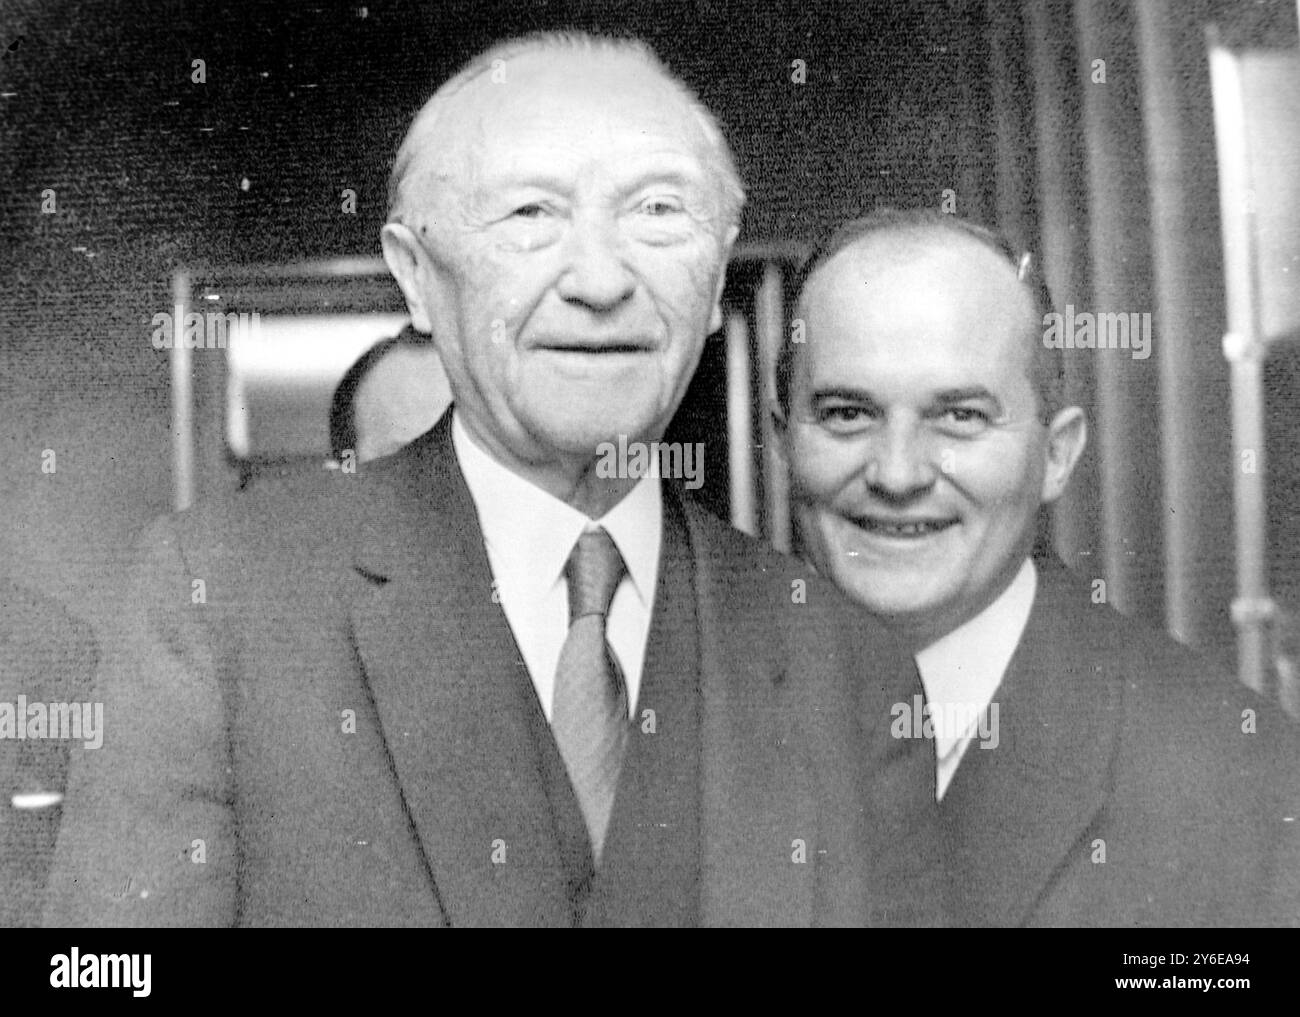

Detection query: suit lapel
(347, 435), (820, 926)
(687, 499), (818, 927)
(941, 560), (1122, 926)
(348, 414), (571, 927)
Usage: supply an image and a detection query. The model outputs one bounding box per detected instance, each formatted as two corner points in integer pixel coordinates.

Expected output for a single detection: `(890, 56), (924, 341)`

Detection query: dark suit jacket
(0, 581), (98, 927)
(941, 559), (1300, 927)
(44, 412), (941, 927)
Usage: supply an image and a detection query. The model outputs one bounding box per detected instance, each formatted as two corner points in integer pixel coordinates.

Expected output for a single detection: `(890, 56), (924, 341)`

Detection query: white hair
(386, 31), (746, 234)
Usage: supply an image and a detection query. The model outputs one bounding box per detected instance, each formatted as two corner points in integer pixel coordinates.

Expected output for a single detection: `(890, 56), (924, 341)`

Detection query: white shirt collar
(450, 410), (662, 719)
(450, 411), (660, 607)
(915, 557), (1037, 799)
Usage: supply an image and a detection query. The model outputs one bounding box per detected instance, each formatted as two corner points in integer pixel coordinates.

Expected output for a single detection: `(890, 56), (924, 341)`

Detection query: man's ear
(381, 222), (433, 334)
(708, 224), (741, 335)
(1041, 405), (1087, 503)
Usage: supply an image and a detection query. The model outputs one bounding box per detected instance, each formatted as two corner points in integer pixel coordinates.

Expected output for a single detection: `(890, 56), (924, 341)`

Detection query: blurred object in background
(226, 311), (410, 467)
(1209, 25), (1300, 708)
(167, 257), (432, 505)
(1270, 603), (1300, 721)
(328, 325), (451, 465)
(0, 580), (97, 928)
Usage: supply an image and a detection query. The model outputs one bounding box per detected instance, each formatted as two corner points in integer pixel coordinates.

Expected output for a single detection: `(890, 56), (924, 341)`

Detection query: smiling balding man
(45, 35), (940, 928)
(777, 208), (1300, 927)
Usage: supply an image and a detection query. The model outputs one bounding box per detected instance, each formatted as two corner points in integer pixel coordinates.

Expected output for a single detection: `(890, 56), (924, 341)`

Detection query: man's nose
(862, 420), (939, 499)
(555, 213), (637, 310)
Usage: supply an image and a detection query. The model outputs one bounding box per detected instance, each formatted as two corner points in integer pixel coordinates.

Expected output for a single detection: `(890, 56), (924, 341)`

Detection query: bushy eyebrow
(810, 385), (879, 405)
(931, 386), (1001, 409)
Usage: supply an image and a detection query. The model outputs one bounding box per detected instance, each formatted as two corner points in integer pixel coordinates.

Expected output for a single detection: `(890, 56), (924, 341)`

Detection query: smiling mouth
(534, 334), (657, 354)
(849, 516), (958, 538)
(541, 344), (650, 354)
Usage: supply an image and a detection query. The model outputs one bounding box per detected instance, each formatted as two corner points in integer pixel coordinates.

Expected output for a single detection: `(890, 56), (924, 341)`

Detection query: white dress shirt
(451, 412), (661, 720)
(915, 557), (1037, 801)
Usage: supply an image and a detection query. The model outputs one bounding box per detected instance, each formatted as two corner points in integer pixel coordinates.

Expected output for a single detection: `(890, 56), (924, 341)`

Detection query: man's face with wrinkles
(392, 50), (737, 474)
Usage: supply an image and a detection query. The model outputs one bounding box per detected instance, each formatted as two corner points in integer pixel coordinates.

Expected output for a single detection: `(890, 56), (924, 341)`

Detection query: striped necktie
(552, 526), (629, 864)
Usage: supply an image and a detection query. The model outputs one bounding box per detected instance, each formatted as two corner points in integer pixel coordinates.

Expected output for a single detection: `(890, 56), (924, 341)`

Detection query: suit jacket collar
(348, 411), (816, 926)
(941, 558), (1123, 926)
(349, 412), (573, 925)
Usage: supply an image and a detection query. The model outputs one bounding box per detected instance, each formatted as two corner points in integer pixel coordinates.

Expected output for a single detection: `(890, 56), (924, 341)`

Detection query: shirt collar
(450, 410), (661, 606)
(915, 557), (1037, 754)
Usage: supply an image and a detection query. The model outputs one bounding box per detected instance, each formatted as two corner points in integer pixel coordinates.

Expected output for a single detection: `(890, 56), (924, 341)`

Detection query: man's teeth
(859, 519), (953, 536)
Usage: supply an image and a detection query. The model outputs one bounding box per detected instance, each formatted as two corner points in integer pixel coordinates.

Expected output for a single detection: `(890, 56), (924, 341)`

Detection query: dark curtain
(986, 0), (1297, 663)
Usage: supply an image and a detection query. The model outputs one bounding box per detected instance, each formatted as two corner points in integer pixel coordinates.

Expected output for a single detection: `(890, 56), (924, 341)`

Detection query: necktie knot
(565, 527), (625, 625)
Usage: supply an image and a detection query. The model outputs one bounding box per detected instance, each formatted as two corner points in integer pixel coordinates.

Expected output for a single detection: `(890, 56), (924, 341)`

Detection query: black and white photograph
(0, 0), (1297, 994)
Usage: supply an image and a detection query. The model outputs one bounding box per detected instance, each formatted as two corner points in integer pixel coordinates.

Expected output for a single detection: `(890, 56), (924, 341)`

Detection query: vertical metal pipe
(756, 261), (791, 553)
(1224, 334), (1272, 695)
(726, 311), (758, 538)
(170, 269), (193, 512)
(1209, 39), (1272, 694)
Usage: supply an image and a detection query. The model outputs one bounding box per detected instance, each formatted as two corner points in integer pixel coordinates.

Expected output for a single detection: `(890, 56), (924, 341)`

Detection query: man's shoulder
(1032, 558), (1222, 689)
(156, 458), (404, 570)
(1031, 559), (1298, 777)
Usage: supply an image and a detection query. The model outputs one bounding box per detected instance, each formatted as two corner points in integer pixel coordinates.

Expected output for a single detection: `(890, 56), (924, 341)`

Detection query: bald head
(777, 211), (1064, 425)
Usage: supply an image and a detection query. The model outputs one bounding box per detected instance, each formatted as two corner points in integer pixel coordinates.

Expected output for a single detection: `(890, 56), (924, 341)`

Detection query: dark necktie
(552, 526), (629, 864)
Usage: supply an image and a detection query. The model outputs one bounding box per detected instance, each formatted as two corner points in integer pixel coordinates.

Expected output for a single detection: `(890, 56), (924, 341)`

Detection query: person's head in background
(775, 209), (1088, 651)
(379, 30), (743, 516)
(329, 326), (452, 464)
